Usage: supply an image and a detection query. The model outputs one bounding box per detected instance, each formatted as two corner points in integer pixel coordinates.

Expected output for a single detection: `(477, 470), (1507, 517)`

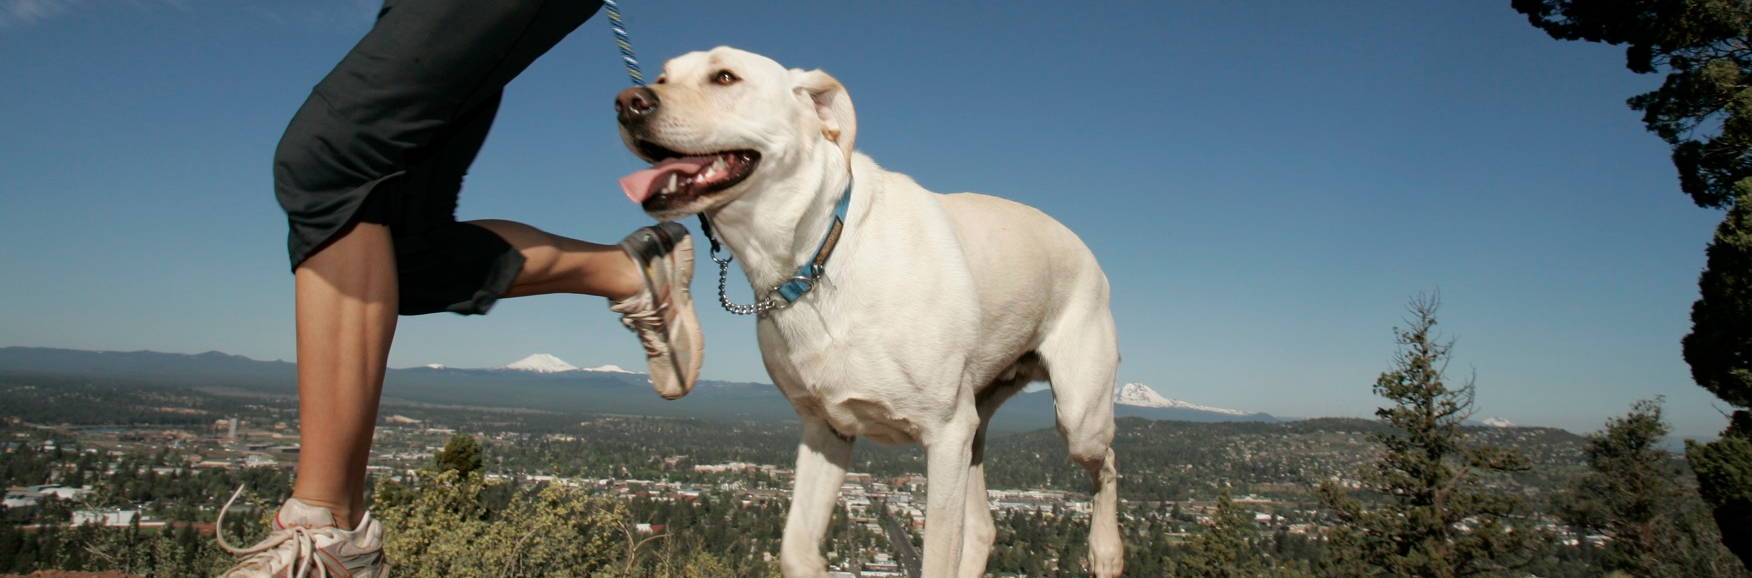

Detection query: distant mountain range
(0, 347), (1278, 432)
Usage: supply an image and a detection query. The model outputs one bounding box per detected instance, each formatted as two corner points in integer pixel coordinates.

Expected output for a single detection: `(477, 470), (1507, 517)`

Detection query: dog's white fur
(620, 47), (1123, 578)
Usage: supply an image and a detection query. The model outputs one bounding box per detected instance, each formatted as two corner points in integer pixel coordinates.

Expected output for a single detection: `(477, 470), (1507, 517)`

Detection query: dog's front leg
(780, 417), (853, 578)
(920, 408), (978, 578)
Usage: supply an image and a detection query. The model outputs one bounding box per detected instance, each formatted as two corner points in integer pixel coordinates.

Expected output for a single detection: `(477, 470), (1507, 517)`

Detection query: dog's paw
(778, 553), (828, 578)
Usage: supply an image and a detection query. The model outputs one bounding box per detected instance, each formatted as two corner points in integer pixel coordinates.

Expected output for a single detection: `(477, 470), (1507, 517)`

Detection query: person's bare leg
(291, 222), (398, 530)
(470, 219), (642, 300)
(288, 219), (657, 530)
(476, 218), (704, 400)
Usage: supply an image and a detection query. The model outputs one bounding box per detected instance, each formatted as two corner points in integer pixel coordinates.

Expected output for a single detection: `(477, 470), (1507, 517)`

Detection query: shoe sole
(626, 222), (701, 397)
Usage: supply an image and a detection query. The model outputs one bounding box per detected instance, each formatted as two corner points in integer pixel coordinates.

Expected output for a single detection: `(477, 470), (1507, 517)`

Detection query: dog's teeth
(712, 158), (727, 171)
(667, 173), (678, 193)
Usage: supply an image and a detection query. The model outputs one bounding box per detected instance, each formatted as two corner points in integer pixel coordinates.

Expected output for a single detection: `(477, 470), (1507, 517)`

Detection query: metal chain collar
(711, 248), (787, 316)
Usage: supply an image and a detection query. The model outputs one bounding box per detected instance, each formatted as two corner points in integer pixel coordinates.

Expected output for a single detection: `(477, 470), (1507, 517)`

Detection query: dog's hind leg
(1040, 308), (1124, 577)
(780, 417), (854, 578)
(958, 378), (1029, 578)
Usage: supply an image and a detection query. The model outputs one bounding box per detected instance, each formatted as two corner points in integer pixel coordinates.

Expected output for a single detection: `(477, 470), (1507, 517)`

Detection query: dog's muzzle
(615, 86), (659, 128)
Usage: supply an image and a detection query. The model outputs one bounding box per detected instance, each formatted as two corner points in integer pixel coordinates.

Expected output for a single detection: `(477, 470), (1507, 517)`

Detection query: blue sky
(0, 1), (1734, 439)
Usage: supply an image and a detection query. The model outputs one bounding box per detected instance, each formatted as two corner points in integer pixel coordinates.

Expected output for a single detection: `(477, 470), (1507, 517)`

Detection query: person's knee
(273, 111), (334, 199)
(273, 94), (392, 210)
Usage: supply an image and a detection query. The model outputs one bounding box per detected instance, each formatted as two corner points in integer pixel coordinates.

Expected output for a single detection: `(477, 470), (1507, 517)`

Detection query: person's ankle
(289, 494), (357, 531)
(605, 250), (643, 302)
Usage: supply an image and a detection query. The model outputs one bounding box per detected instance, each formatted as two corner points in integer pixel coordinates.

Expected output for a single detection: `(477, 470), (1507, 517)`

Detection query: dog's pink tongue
(618, 155), (717, 204)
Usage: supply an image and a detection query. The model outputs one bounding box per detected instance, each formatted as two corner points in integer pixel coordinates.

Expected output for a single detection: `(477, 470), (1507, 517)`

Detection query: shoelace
(215, 486), (332, 578)
(619, 304), (671, 356)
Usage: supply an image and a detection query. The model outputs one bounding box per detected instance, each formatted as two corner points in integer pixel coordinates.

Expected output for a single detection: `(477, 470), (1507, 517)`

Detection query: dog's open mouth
(618, 140), (760, 212)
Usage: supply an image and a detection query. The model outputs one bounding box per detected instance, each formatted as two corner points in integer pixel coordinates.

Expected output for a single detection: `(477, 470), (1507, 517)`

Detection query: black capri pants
(274, 0), (603, 315)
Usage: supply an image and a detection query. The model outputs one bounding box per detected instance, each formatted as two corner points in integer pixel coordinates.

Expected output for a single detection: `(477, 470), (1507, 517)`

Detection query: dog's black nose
(615, 87), (660, 125)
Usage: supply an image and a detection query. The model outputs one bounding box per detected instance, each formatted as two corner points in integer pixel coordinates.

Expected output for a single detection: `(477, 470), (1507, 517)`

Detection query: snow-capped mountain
(1114, 382), (1252, 417)
(1481, 417), (1515, 428)
(501, 353), (579, 373)
(490, 354), (643, 374)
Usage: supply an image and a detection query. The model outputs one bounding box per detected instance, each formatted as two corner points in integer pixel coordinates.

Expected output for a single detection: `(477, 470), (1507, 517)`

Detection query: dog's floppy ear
(792, 68), (857, 163)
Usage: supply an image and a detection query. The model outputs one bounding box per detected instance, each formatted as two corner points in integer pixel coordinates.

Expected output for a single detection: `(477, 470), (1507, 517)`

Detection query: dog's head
(614, 47), (855, 221)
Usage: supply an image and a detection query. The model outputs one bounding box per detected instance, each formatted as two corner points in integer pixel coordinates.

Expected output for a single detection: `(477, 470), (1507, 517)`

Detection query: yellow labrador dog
(614, 47), (1123, 578)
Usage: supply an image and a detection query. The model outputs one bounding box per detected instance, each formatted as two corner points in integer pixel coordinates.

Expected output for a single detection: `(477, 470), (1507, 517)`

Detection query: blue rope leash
(603, 0), (644, 86)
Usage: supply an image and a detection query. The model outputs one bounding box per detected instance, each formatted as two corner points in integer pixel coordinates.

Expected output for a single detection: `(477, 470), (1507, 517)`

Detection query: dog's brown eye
(655, 75), (667, 84)
(713, 70), (739, 85)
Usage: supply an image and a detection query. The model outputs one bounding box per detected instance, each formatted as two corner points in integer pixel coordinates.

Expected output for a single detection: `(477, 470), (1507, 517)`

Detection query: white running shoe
(610, 222), (704, 400)
(217, 487), (389, 578)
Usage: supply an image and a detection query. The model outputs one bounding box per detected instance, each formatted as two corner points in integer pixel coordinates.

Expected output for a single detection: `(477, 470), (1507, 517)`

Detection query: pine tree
(1513, 0), (1751, 210)
(435, 434), (484, 476)
(1317, 294), (1548, 577)
(1512, 3), (1752, 566)
(1684, 190), (1752, 568)
(1559, 398), (1748, 577)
